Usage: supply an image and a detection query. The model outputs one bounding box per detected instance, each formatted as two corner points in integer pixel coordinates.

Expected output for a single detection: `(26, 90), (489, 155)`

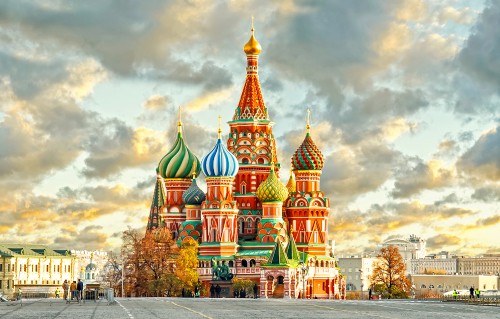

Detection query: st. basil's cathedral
(146, 25), (346, 299)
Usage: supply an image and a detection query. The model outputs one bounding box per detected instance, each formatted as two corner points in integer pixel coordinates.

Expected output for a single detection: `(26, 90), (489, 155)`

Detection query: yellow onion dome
(256, 165), (289, 203)
(285, 170), (296, 194)
(244, 28), (262, 55)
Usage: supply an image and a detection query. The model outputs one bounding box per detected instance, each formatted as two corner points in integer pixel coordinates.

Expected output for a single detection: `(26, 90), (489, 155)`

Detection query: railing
(441, 295), (500, 306)
(5, 288), (114, 303)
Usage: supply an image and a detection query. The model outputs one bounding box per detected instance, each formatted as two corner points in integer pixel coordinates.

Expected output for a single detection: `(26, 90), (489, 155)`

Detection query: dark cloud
(82, 118), (164, 178)
(427, 234), (462, 249)
(457, 126), (499, 181)
(392, 157), (454, 198)
(471, 186), (500, 202)
(458, 1), (500, 92)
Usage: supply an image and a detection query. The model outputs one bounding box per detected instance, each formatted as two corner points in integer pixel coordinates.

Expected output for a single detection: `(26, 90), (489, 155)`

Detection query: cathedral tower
(157, 111), (201, 239)
(285, 110), (330, 255)
(227, 24), (279, 241)
(199, 118), (240, 256)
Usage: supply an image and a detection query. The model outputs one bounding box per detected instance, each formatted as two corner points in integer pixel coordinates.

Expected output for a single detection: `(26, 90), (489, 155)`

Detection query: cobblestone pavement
(0, 298), (498, 319)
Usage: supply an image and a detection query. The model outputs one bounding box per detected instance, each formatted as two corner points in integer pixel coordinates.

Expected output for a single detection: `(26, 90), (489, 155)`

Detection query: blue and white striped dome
(201, 138), (239, 177)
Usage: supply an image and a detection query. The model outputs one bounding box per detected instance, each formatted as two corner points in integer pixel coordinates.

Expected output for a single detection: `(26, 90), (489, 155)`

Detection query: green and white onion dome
(157, 129), (201, 179)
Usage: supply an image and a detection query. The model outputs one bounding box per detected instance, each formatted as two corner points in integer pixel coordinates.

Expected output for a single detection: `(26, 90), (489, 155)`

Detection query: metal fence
(441, 295), (500, 306)
(5, 288), (114, 304)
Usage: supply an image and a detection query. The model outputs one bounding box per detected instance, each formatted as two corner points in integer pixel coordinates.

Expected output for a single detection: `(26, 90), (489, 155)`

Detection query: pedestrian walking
(76, 279), (84, 302)
(368, 288), (372, 300)
(475, 288), (480, 299)
(452, 289), (458, 299)
(62, 280), (69, 301)
(70, 281), (77, 301)
(469, 287), (474, 299)
(55, 287), (60, 298)
(253, 283), (258, 299)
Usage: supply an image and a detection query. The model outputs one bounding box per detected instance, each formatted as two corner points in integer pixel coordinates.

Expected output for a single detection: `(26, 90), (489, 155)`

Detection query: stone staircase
(272, 284), (285, 298)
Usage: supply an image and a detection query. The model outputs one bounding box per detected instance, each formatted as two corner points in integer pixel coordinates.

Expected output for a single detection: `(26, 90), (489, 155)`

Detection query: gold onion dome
(256, 164), (289, 203)
(285, 169), (296, 193)
(244, 27), (262, 55)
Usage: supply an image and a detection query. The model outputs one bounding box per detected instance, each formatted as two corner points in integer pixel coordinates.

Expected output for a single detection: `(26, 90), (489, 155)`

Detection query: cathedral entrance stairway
(272, 284), (285, 298)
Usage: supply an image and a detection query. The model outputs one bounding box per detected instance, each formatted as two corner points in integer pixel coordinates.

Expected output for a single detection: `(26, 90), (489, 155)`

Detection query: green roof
(265, 240), (289, 267)
(286, 234), (300, 261)
(235, 250), (271, 257)
(0, 244), (74, 258)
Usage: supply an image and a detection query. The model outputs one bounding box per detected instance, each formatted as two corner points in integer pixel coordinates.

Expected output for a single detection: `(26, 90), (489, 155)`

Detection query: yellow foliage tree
(370, 245), (411, 299)
(175, 238), (199, 295)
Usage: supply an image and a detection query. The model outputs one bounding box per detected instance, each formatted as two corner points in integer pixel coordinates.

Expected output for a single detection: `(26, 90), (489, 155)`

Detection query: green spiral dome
(158, 131), (201, 179)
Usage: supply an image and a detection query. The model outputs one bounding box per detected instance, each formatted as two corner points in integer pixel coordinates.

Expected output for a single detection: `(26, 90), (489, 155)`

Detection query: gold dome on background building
(244, 26), (262, 55)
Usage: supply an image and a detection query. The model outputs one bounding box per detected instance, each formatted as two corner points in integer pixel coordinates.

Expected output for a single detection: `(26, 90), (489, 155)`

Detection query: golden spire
(217, 115), (222, 139)
(244, 17), (262, 55)
(306, 108), (311, 134)
(177, 106), (182, 133)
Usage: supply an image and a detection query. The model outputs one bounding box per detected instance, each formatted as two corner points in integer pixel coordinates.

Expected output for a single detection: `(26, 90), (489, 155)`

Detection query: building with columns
(0, 244), (77, 298)
(146, 25), (345, 299)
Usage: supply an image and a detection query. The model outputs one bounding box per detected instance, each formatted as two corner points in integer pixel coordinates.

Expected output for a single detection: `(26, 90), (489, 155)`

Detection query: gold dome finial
(244, 17), (262, 55)
(217, 115), (222, 139)
(306, 108), (311, 134)
(178, 106), (182, 133)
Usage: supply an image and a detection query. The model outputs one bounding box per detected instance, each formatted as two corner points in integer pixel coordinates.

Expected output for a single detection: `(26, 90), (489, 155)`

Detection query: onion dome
(292, 110), (324, 170)
(157, 116), (201, 179)
(285, 169), (296, 193)
(182, 176), (206, 205)
(201, 117), (239, 177)
(244, 24), (262, 55)
(256, 164), (289, 202)
(85, 263), (97, 271)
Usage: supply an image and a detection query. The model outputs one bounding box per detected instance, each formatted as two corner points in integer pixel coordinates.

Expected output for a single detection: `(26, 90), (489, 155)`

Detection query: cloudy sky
(0, 0), (498, 256)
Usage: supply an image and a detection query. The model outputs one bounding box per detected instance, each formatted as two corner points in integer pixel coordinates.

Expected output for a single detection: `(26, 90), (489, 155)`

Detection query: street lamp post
(299, 261), (308, 299)
(359, 269), (364, 300)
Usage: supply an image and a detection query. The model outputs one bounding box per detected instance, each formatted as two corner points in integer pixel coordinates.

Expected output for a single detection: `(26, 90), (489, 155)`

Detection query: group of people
(469, 287), (480, 299)
(61, 279), (84, 302)
(209, 284), (222, 298)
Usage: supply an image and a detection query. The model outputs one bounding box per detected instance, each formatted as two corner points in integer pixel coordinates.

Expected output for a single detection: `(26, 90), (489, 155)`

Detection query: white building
(0, 244), (77, 298)
(337, 257), (377, 294)
(456, 255), (500, 275)
(409, 258), (457, 275)
(71, 250), (108, 285)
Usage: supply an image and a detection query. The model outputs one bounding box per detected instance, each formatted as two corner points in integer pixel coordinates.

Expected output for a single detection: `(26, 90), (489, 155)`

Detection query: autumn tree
(175, 238), (199, 295)
(370, 245), (411, 299)
(102, 251), (123, 296)
(121, 227), (176, 297)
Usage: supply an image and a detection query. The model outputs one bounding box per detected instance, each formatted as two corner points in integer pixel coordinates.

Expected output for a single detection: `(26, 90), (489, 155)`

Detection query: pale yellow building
(410, 274), (498, 296)
(0, 244), (77, 298)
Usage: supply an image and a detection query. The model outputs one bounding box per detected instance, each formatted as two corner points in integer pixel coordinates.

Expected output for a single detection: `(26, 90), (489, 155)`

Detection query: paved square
(0, 298), (498, 319)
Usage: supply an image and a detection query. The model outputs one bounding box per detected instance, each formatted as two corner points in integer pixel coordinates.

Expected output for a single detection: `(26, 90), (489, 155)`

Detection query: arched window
(421, 284), (426, 288)
(241, 184), (246, 194)
(258, 158), (265, 164)
(249, 259), (256, 267)
(246, 218), (253, 230)
(229, 261), (234, 267)
(242, 158), (249, 164)
(239, 218), (245, 233)
(242, 260), (248, 267)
